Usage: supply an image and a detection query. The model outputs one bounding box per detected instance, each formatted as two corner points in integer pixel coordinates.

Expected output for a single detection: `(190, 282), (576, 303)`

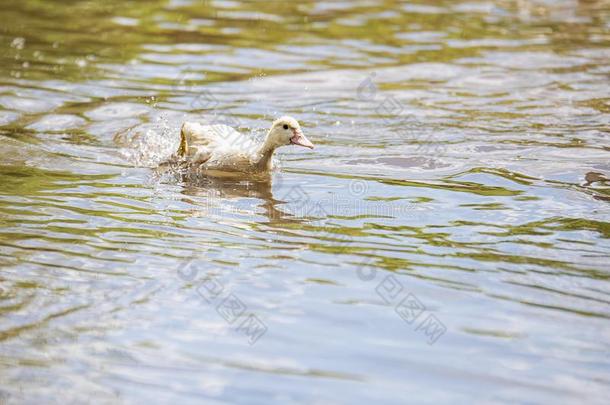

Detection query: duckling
(175, 116), (314, 173)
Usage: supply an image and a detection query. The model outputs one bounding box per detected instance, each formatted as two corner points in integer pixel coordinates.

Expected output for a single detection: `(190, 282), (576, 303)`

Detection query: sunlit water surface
(1, 0), (610, 403)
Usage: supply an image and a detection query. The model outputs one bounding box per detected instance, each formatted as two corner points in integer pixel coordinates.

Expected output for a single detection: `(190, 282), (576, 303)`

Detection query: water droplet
(11, 37), (25, 50)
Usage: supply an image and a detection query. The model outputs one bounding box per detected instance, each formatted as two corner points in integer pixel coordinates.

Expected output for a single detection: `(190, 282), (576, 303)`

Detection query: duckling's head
(266, 116), (314, 150)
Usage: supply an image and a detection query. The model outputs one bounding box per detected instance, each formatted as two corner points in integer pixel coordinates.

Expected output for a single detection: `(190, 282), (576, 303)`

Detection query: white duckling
(175, 116), (314, 173)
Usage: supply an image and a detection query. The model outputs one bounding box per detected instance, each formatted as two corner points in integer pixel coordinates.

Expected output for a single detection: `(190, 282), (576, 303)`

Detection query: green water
(1, 0), (609, 403)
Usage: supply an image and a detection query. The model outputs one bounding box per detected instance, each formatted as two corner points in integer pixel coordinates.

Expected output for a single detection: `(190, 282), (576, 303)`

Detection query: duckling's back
(177, 121), (260, 170)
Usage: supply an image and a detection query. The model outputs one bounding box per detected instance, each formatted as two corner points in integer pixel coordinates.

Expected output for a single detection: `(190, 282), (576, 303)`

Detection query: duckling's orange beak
(290, 129), (314, 149)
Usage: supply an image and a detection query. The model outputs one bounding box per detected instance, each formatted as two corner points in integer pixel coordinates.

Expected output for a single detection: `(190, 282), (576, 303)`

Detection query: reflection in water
(1, 0), (610, 402)
(168, 167), (300, 225)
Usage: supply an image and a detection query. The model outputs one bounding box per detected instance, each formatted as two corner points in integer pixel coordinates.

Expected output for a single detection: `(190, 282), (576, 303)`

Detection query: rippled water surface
(1, 0), (610, 403)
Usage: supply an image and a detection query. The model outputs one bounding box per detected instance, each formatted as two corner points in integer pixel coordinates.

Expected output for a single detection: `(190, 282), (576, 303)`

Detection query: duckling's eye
(283, 124), (289, 130)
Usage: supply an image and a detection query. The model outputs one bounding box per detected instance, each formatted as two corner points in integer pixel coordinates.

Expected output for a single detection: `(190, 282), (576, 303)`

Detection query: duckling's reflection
(157, 164), (302, 224)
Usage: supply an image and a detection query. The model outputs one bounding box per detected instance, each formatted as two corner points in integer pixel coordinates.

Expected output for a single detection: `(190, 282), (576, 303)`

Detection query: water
(1, 0), (610, 403)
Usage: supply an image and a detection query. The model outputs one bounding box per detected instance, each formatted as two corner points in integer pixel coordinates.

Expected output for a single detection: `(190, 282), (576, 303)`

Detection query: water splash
(116, 114), (180, 167)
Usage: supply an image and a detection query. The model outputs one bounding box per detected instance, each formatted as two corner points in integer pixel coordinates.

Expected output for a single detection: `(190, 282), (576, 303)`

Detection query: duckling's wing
(179, 121), (258, 165)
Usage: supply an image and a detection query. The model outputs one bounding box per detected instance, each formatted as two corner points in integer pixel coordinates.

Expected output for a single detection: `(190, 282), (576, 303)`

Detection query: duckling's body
(174, 116), (313, 173)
